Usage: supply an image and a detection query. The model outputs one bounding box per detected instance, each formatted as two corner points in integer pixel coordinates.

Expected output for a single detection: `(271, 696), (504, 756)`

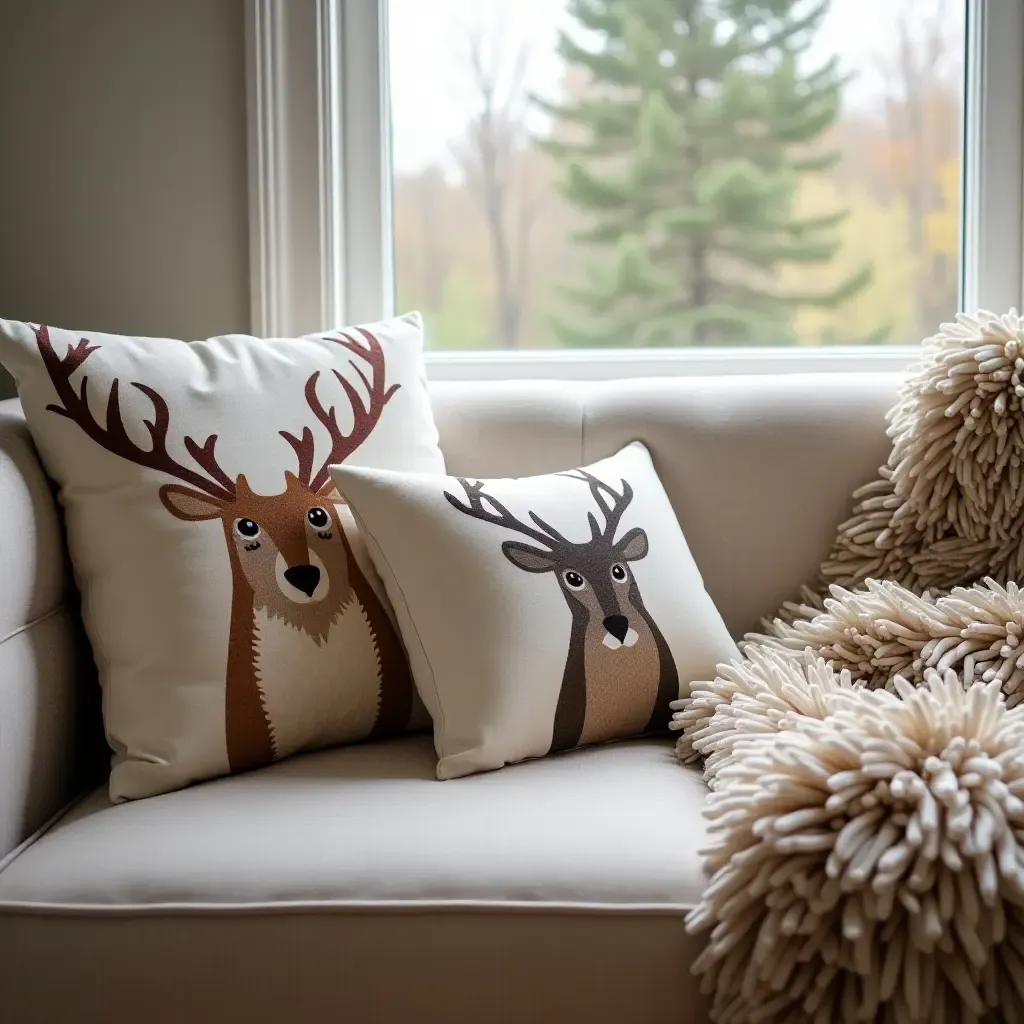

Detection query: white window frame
(245, 0), (1024, 381)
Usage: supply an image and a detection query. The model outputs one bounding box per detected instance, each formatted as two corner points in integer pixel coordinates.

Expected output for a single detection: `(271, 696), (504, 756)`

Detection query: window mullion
(961, 0), (1024, 315)
(337, 0), (393, 326)
(246, 0), (391, 336)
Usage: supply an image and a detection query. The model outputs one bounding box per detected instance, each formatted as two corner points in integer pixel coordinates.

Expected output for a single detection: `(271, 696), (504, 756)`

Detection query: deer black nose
(284, 564), (320, 597)
(603, 615), (629, 643)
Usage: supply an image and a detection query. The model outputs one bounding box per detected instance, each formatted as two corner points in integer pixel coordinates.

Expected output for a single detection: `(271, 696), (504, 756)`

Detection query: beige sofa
(0, 373), (898, 1023)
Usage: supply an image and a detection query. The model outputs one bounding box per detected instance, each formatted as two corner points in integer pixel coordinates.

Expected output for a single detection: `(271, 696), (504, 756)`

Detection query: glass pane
(388, 0), (965, 348)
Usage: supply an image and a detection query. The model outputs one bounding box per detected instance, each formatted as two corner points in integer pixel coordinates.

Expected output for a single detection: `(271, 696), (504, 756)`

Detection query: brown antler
(280, 328), (400, 494)
(443, 478), (560, 547)
(34, 324), (236, 501)
(563, 470), (634, 541)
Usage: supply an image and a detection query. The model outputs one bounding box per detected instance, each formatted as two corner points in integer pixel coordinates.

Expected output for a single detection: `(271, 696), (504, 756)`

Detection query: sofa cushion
(0, 315), (443, 802)
(0, 736), (705, 907)
(0, 401), (95, 860)
(334, 443), (738, 780)
(0, 737), (711, 1023)
(429, 374), (902, 637)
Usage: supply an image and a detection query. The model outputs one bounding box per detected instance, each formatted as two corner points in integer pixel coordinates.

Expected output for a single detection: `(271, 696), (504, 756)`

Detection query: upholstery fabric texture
(0, 737), (711, 1024)
(332, 442), (738, 778)
(0, 370), (907, 1024)
(0, 314), (443, 801)
(675, 312), (1024, 1023)
(0, 402), (95, 861)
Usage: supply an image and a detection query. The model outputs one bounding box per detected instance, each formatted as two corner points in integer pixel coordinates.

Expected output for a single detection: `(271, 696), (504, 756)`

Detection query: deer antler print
(561, 470), (633, 542)
(34, 324), (236, 501)
(280, 329), (400, 494)
(443, 478), (561, 547)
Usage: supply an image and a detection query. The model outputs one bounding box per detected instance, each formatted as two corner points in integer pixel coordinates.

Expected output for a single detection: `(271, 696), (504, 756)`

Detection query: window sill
(423, 346), (919, 382)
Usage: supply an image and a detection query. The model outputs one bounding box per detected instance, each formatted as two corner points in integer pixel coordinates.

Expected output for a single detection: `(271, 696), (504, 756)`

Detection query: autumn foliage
(393, 0), (963, 350)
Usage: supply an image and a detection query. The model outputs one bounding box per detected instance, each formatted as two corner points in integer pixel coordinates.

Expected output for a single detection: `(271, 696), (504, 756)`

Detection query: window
(389, 0), (965, 352)
(245, 0), (1024, 378)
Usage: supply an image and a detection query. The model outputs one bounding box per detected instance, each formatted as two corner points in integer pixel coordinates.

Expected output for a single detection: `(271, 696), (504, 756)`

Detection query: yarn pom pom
(687, 670), (1024, 1023)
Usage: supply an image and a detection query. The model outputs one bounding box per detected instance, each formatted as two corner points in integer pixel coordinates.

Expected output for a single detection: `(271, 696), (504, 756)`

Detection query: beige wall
(0, 0), (250, 399)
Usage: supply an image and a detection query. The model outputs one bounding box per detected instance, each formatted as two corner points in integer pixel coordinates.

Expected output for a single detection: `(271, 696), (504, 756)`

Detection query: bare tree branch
(870, 0), (961, 331)
(455, 21), (542, 349)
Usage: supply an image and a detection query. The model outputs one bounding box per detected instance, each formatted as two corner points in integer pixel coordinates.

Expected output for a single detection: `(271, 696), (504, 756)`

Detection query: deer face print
(504, 523), (650, 652)
(445, 469), (679, 753)
(160, 472), (355, 643)
(35, 323), (415, 774)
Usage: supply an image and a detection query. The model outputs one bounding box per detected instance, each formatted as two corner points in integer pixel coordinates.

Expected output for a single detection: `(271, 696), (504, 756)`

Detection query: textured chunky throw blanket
(672, 310), (1024, 1024)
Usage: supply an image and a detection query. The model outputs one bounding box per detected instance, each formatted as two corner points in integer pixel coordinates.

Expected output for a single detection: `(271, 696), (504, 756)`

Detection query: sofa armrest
(0, 399), (100, 860)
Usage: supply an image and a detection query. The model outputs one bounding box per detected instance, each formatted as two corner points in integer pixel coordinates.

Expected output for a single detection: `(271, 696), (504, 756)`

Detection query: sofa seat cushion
(0, 736), (712, 1024)
(0, 735), (706, 909)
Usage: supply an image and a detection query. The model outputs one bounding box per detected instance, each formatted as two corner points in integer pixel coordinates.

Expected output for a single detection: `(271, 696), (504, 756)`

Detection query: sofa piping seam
(0, 603), (63, 650)
(0, 897), (696, 918)
(0, 786), (94, 881)
(0, 605), (78, 879)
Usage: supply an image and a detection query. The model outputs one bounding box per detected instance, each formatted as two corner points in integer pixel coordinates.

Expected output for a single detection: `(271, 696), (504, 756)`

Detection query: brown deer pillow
(0, 313), (443, 800)
(331, 442), (738, 778)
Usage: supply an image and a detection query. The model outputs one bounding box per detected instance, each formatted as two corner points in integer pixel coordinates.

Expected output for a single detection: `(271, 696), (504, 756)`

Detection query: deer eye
(563, 570), (586, 590)
(234, 518), (260, 540)
(307, 507), (330, 529)
(611, 563), (627, 582)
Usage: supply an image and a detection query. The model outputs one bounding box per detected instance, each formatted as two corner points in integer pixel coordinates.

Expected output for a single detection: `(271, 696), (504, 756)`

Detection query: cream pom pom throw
(674, 311), (1024, 1023)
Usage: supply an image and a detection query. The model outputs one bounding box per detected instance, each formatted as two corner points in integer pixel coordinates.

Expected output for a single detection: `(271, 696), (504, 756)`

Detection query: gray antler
(443, 478), (557, 547)
(562, 470), (634, 541)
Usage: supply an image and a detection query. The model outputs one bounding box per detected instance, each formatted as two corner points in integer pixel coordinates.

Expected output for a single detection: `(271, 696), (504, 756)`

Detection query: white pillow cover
(0, 313), (443, 800)
(332, 442), (738, 779)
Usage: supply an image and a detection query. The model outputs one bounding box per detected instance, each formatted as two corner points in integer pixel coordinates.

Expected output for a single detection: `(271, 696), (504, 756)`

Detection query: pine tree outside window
(388, 0), (965, 353)
(538, 0), (873, 347)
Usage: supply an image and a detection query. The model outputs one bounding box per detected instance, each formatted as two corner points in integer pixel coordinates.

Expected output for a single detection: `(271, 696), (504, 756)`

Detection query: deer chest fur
(253, 595), (382, 760)
(579, 615), (661, 746)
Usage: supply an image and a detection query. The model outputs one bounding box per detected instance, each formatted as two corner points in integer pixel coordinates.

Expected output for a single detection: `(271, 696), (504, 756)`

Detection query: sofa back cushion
(0, 315), (443, 800)
(428, 374), (900, 636)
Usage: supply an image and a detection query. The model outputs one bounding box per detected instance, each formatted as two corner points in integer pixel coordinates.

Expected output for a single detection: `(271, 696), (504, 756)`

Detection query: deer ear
(160, 484), (225, 522)
(502, 541), (557, 573)
(616, 527), (649, 562)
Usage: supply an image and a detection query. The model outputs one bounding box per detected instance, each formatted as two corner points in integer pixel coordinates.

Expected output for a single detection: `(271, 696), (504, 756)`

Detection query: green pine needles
(540, 0), (871, 346)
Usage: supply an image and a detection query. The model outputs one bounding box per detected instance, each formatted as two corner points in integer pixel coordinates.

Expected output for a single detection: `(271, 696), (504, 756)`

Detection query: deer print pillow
(0, 313), (443, 800)
(331, 443), (738, 779)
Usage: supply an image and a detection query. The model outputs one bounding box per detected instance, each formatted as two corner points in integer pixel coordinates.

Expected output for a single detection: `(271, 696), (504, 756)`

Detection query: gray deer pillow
(332, 442), (738, 778)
